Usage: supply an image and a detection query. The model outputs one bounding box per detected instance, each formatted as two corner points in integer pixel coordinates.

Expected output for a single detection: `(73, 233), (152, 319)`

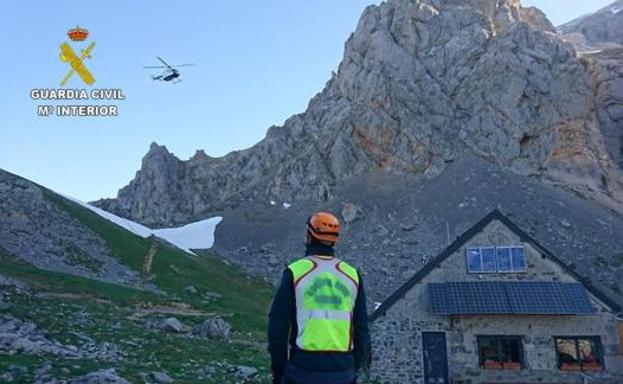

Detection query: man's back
(288, 255), (360, 352)
(269, 254), (370, 384)
(268, 212), (371, 384)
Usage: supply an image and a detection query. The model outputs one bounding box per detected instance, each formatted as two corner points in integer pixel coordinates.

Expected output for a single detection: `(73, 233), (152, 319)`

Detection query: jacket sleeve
(353, 273), (372, 370)
(268, 268), (295, 378)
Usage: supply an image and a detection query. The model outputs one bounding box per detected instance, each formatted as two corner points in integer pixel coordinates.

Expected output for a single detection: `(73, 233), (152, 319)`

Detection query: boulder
(192, 317), (231, 340)
(160, 317), (184, 333)
(233, 365), (258, 380)
(341, 203), (363, 224)
(183, 285), (198, 294)
(150, 371), (174, 384)
(69, 368), (130, 384)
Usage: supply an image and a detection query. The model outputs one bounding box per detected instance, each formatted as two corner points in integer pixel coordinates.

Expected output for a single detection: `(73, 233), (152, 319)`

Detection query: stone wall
(370, 219), (623, 384)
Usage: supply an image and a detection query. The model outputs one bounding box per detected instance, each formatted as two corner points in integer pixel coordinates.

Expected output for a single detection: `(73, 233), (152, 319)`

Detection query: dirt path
(142, 237), (159, 275)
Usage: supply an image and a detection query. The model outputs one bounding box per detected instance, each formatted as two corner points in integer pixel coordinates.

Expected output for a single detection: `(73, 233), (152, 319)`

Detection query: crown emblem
(67, 26), (89, 42)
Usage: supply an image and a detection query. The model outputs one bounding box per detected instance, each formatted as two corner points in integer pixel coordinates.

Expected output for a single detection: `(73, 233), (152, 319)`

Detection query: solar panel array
(428, 282), (596, 315)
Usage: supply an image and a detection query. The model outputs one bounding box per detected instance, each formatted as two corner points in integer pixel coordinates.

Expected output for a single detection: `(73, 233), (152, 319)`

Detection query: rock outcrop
(558, 0), (623, 48)
(95, 0), (623, 227)
(559, 1), (623, 174)
(0, 169), (140, 285)
(0, 315), (123, 361)
(585, 48), (623, 172)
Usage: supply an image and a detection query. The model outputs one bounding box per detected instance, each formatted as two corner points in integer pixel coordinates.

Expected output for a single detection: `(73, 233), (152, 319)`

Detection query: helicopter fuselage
(145, 56), (191, 84)
(163, 72), (180, 82)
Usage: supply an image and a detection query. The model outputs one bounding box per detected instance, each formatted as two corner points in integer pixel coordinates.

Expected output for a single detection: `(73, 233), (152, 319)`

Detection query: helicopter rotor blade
(157, 56), (173, 68)
(143, 65), (168, 69)
(169, 63), (195, 67)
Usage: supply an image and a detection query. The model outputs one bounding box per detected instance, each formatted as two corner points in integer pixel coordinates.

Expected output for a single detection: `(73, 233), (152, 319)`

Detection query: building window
(478, 336), (524, 370)
(467, 247), (496, 273)
(555, 337), (604, 371)
(467, 246), (526, 273)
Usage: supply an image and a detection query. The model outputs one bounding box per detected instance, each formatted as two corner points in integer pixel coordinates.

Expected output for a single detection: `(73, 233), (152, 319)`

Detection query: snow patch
(610, 6), (622, 14)
(64, 195), (221, 254)
(283, 202), (292, 209)
(64, 195), (152, 237)
(153, 218), (222, 252)
(580, 49), (603, 54)
(270, 200), (276, 206)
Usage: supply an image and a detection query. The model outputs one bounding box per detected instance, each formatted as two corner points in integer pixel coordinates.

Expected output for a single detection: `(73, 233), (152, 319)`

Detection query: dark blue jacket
(268, 251), (371, 383)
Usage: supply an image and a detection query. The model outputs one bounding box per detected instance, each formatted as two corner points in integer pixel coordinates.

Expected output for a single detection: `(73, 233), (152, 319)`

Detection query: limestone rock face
(519, 6), (555, 33)
(559, 1), (623, 174)
(585, 49), (623, 172)
(95, 0), (623, 226)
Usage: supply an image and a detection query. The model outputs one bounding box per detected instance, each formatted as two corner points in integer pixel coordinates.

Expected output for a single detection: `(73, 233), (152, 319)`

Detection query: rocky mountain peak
(558, 0), (623, 46)
(191, 149), (209, 160)
(424, 0), (554, 32)
(144, 142), (177, 162)
(138, 143), (182, 187)
(95, 0), (623, 226)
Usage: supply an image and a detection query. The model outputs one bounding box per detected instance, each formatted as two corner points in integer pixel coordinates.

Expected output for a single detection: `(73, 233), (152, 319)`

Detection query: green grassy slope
(0, 190), (274, 383)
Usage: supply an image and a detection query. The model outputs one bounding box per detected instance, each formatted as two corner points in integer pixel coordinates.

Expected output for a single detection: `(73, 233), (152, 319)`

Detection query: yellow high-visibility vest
(288, 256), (359, 352)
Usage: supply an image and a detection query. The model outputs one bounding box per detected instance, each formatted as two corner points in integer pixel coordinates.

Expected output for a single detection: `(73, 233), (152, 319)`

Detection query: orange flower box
(583, 363), (603, 372)
(560, 363), (582, 371)
(483, 360), (503, 370)
(503, 362), (521, 370)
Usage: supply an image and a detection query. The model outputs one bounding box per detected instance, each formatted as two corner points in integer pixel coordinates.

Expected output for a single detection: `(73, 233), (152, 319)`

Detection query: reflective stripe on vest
(288, 256), (359, 352)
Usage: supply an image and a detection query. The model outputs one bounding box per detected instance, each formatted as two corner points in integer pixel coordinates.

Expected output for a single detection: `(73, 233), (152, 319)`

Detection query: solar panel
(428, 282), (596, 315)
(428, 282), (511, 314)
(505, 282), (595, 315)
(428, 283), (450, 314)
(448, 282), (511, 314)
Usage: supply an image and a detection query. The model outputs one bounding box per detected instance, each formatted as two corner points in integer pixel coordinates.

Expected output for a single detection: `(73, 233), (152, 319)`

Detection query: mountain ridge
(94, 0), (623, 227)
(558, 0), (623, 46)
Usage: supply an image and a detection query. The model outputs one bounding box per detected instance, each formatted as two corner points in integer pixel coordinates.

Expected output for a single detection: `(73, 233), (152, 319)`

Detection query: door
(422, 332), (449, 384)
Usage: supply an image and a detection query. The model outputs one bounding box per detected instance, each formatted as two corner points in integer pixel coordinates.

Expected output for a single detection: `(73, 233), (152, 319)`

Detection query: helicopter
(144, 56), (195, 84)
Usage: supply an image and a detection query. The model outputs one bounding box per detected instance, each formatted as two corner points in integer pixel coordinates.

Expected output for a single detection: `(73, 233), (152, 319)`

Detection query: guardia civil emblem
(59, 26), (96, 87)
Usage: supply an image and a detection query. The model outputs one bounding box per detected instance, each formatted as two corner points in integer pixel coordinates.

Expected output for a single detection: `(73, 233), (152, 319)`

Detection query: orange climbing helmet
(307, 212), (340, 244)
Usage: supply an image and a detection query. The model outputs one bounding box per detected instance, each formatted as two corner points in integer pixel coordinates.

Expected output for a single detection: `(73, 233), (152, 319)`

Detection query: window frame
(553, 336), (605, 372)
(496, 245), (527, 273)
(466, 246), (498, 274)
(466, 245), (527, 274)
(510, 246), (528, 272)
(466, 247), (483, 273)
(477, 335), (525, 370)
(495, 246), (513, 272)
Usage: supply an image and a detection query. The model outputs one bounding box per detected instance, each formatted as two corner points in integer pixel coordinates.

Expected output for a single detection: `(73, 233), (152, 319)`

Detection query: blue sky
(0, 0), (614, 202)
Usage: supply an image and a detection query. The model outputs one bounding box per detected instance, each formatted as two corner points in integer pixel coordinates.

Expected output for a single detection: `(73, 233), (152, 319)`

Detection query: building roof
(370, 210), (621, 322)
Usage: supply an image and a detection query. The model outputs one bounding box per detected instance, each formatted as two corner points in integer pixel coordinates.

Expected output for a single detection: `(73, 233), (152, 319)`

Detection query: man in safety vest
(268, 212), (371, 384)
